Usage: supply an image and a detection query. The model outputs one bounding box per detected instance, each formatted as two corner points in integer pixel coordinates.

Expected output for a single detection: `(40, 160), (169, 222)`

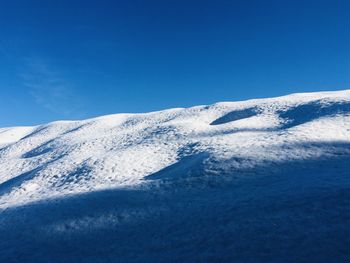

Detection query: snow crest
(0, 90), (350, 209)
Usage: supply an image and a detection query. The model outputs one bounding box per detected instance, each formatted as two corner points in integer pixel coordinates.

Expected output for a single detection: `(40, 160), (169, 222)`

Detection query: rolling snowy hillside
(1, 90), (350, 262)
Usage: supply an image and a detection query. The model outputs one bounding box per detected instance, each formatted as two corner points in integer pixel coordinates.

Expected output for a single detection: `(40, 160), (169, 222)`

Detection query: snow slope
(1, 90), (350, 262)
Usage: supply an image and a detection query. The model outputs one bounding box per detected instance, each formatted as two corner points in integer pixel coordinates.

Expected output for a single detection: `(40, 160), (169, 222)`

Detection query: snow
(0, 89), (350, 262)
(0, 126), (36, 147)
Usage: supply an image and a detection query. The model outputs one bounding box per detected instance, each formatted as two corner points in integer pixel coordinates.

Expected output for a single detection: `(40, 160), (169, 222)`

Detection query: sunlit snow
(1, 90), (350, 262)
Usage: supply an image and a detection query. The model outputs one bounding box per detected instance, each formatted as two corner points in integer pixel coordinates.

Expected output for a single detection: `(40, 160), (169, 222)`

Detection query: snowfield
(1, 90), (350, 262)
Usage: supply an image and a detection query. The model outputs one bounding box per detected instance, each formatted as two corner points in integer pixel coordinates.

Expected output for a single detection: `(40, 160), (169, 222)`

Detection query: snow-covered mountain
(1, 90), (350, 262)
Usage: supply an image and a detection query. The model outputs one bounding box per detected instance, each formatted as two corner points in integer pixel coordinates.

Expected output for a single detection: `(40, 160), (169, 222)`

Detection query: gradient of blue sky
(1, 0), (350, 126)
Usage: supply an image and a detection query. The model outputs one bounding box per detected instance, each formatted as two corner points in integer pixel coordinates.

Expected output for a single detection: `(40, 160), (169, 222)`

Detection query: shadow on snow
(0, 141), (350, 262)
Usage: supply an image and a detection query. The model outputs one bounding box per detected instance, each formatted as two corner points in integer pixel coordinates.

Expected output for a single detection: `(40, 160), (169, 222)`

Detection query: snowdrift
(1, 90), (350, 262)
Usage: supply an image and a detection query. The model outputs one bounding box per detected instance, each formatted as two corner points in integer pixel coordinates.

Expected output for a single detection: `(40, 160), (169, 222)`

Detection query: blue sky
(1, 0), (350, 127)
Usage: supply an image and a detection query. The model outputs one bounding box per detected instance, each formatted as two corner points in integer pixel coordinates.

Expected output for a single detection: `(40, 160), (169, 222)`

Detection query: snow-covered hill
(1, 90), (350, 262)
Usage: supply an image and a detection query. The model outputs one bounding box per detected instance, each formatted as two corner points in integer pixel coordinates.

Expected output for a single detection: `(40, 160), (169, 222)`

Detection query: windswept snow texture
(1, 90), (350, 262)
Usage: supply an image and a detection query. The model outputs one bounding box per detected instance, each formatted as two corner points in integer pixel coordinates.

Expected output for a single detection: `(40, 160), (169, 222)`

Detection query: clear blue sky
(1, 0), (350, 127)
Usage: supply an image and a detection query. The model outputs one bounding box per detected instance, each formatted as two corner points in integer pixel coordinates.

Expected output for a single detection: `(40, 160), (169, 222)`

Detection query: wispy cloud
(20, 57), (85, 118)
